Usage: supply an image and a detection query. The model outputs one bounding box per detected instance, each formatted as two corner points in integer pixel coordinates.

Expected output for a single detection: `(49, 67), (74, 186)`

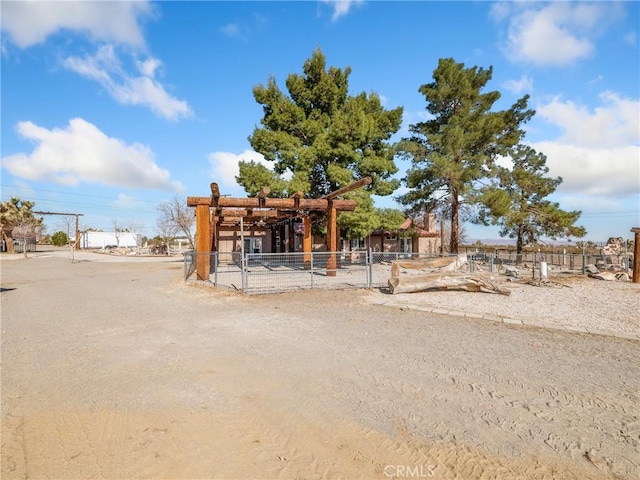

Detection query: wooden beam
(188, 196), (357, 211)
(188, 196), (213, 206)
(321, 177), (372, 200)
(211, 182), (220, 199)
(216, 209), (279, 218)
(256, 186), (271, 198)
(210, 183), (220, 208)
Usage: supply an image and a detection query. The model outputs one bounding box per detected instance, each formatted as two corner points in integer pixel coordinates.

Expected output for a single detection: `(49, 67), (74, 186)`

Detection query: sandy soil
(1, 249), (639, 479)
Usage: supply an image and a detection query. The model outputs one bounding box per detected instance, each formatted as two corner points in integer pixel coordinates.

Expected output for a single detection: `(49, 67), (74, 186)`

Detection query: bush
(51, 231), (69, 247)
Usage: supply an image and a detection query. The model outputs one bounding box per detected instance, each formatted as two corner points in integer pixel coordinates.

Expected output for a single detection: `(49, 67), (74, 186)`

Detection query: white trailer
(81, 231), (142, 249)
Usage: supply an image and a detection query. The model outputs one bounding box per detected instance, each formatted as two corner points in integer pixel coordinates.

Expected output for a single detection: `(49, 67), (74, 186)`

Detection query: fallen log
(388, 272), (510, 295)
(391, 256), (466, 277)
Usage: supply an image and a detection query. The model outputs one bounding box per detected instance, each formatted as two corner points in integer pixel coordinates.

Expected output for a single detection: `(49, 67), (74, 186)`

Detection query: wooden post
(326, 200), (337, 276)
(195, 204), (211, 280)
(75, 214), (80, 250)
(303, 216), (312, 269)
(632, 227), (640, 283)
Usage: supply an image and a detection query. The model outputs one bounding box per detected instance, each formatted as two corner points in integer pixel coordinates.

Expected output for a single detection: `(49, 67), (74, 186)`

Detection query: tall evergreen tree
(476, 145), (586, 253)
(397, 58), (534, 253)
(237, 48), (403, 238)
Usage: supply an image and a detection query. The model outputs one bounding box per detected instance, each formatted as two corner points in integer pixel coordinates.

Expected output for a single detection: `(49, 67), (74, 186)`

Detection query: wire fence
(183, 249), (633, 294)
(465, 250), (632, 275)
(185, 250), (455, 294)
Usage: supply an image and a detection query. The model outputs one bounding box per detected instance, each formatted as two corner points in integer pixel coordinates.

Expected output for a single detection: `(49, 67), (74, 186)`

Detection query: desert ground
(1, 248), (639, 479)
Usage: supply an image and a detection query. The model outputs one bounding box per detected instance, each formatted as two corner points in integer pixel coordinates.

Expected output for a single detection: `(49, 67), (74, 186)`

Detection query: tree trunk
(516, 224), (524, 255)
(388, 273), (510, 295)
(3, 232), (15, 254)
(450, 191), (459, 254)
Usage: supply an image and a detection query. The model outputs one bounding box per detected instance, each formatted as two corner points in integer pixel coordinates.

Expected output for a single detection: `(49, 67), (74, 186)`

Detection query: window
(350, 238), (365, 250)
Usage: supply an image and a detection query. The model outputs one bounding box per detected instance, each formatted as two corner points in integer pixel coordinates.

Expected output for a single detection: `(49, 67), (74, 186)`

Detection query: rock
(504, 266), (519, 277)
(585, 264), (599, 274)
(588, 271), (617, 281)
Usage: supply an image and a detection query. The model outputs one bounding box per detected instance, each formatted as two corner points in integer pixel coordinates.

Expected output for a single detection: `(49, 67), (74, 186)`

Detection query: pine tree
(476, 145), (586, 253)
(238, 48), (403, 238)
(397, 58), (534, 253)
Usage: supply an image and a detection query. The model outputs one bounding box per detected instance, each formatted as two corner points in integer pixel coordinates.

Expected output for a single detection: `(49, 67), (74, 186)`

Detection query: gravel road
(1, 249), (638, 479)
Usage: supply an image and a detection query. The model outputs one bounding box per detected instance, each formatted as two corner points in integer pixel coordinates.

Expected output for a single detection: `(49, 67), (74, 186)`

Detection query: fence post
(242, 253), (248, 293)
(213, 251), (218, 286)
(631, 227), (640, 283)
(368, 248), (373, 288)
(310, 251), (314, 288)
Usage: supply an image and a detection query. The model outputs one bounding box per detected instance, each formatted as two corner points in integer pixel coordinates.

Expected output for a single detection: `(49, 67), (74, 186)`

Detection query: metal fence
(184, 250), (449, 294)
(465, 250), (632, 275)
(184, 249), (633, 294)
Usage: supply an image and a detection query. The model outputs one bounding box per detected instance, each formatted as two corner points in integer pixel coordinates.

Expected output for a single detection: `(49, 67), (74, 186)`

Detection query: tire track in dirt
(337, 351), (639, 479)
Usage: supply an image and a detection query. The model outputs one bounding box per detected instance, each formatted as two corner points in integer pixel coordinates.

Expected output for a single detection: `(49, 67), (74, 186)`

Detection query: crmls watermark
(383, 464), (436, 478)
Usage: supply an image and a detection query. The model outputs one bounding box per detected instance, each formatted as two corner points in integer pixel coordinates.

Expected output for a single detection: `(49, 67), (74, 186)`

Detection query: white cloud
(559, 195), (624, 214)
(0, 1), (154, 49)
(207, 149), (273, 191)
(624, 30), (637, 46)
(322, 0), (364, 21)
(63, 45), (192, 121)
(530, 141), (638, 196)
(537, 91), (639, 148)
(496, 2), (624, 66)
(1, 1), (190, 121)
(502, 75), (533, 95)
(221, 23), (241, 38)
(529, 91), (639, 198)
(1, 118), (184, 192)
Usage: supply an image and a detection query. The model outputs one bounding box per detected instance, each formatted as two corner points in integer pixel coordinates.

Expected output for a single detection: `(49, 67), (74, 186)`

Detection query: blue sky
(2, 1), (639, 243)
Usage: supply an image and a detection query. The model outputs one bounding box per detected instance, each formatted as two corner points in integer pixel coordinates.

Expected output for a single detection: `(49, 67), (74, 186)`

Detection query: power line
(1, 184), (161, 202)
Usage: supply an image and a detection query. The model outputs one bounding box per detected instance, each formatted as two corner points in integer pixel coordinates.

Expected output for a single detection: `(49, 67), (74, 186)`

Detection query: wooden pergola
(187, 177), (371, 280)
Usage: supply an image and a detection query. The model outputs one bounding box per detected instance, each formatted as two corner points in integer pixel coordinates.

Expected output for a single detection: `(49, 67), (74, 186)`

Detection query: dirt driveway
(1, 250), (638, 479)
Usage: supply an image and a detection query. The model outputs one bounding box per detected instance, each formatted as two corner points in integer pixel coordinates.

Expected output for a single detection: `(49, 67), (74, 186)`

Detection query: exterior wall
(216, 227), (326, 254)
(82, 231), (141, 249)
(366, 234), (401, 252)
(212, 218), (443, 255)
(216, 227), (271, 254)
(417, 236), (441, 255)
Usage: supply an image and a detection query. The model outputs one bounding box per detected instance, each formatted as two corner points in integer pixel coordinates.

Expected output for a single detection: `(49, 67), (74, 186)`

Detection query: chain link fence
(466, 250), (632, 276)
(184, 248), (632, 294)
(184, 250), (450, 294)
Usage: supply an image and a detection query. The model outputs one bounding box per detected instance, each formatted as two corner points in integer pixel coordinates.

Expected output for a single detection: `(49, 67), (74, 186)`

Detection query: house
(213, 215), (441, 256)
(215, 219), (326, 255)
(365, 214), (442, 255)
